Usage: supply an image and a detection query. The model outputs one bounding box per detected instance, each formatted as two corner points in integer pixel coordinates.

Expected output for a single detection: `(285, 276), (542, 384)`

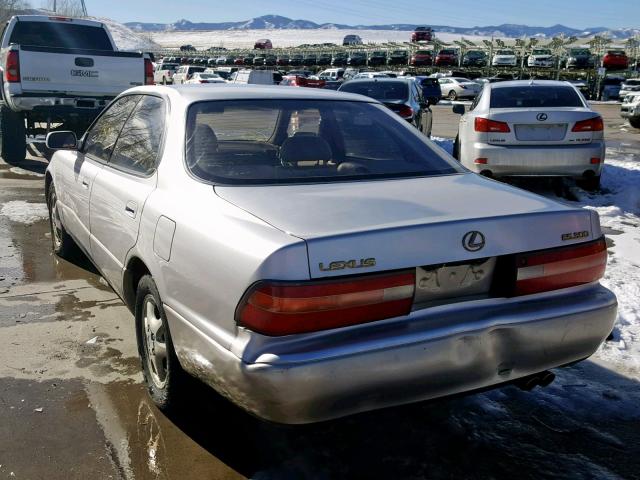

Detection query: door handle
(125, 201), (137, 217)
(81, 179), (90, 189)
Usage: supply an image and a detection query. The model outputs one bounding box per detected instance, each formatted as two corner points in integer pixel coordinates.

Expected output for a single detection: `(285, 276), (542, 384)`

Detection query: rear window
(490, 86), (584, 108)
(625, 80), (640, 86)
(9, 21), (112, 50)
(185, 100), (460, 185)
(339, 82), (409, 102)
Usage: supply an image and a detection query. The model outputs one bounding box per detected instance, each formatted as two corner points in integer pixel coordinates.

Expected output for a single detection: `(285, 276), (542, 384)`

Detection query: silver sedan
(453, 80), (605, 190)
(45, 85), (616, 424)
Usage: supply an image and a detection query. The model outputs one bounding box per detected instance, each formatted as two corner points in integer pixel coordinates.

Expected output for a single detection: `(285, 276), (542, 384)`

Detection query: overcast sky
(82, 0), (638, 28)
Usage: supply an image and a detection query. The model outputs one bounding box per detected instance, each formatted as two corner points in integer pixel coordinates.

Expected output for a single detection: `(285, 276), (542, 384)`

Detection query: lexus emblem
(536, 113), (548, 121)
(462, 231), (486, 252)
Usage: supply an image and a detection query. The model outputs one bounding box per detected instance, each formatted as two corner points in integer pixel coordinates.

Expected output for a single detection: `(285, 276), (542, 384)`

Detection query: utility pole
(53, 0), (56, 12)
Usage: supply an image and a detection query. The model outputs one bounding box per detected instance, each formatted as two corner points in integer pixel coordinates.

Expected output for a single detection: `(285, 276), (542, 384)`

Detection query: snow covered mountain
(125, 15), (640, 40)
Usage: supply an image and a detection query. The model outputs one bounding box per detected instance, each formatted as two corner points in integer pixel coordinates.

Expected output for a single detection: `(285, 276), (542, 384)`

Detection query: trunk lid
(215, 174), (596, 279)
(486, 107), (599, 146)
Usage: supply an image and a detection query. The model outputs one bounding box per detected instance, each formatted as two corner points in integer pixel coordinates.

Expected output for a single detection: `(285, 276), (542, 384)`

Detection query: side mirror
(452, 104), (466, 115)
(46, 131), (78, 150)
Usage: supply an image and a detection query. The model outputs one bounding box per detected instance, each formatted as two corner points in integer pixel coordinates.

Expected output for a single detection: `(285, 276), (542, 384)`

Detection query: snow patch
(0, 201), (48, 224)
(569, 152), (640, 370)
(9, 167), (44, 177)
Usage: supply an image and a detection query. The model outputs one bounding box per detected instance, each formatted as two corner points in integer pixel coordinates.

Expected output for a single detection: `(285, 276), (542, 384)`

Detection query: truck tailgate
(18, 46), (144, 96)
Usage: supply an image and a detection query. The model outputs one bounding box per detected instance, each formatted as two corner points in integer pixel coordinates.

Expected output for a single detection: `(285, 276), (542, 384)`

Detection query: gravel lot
(0, 104), (639, 480)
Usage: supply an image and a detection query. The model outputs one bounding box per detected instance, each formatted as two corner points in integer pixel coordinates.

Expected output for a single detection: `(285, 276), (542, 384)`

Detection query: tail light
(572, 116), (603, 132)
(391, 105), (413, 119)
(475, 117), (511, 133)
(5, 50), (20, 83)
(514, 238), (607, 296)
(237, 271), (415, 336)
(144, 58), (154, 85)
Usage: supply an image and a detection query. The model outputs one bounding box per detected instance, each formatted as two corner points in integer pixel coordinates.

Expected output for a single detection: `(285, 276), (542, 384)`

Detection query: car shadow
(159, 359), (640, 479)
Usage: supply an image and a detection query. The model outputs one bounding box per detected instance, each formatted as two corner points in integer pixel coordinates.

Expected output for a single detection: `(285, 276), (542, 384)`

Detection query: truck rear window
(9, 21), (113, 50)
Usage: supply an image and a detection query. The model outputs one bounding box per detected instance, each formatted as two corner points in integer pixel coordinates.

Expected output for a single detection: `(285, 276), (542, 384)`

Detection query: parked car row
(161, 46), (636, 72)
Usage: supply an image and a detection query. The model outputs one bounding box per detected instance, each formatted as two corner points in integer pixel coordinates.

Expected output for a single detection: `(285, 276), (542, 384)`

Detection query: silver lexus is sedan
(45, 85), (617, 424)
(453, 80), (605, 190)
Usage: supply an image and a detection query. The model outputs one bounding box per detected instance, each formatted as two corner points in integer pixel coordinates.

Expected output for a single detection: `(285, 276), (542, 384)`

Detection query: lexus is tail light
(237, 271), (415, 336)
(514, 238), (607, 296)
(475, 117), (510, 133)
(572, 116), (603, 132)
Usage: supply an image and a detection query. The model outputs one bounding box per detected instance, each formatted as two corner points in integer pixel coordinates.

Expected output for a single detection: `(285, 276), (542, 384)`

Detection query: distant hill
(125, 15), (640, 40)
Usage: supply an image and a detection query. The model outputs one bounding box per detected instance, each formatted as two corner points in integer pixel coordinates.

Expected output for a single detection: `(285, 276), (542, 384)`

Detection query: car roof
(127, 84), (375, 103)
(342, 78), (411, 84)
(489, 80), (577, 89)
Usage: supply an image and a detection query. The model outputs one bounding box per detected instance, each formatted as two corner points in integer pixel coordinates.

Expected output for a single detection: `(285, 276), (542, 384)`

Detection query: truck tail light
(237, 271), (415, 336)
(572, 116), (603, 132)
(514, 238), (607, 296)
(144, 58), (154, 85)
(475, 117), (510, 133)
(5, 50), (20, 83)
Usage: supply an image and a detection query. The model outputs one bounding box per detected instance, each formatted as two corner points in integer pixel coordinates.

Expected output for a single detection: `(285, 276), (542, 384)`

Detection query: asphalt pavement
(0, 104), (639, 480)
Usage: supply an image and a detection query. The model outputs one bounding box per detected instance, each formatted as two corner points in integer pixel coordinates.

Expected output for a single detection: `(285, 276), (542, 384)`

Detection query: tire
(0, 106), (26, 163)
(429, 97), (439, 105)
(47, 184), (78, 258)
(448, 90), (458, 100)
(580, 175), (601, 192)
(136, 275), (187, 412)
(629, 117), (640, 129)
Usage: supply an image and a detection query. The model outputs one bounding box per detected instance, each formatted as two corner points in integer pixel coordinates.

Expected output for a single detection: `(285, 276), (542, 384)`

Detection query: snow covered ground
(150, 29), (496, 50)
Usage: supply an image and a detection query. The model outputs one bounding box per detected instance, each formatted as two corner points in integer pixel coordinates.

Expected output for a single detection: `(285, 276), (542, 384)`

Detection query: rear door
(89, 95), (166, 291)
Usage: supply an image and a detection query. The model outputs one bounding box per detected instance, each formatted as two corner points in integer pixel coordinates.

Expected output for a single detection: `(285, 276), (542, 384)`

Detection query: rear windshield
(496, 50), (514, 55)
(490, 86), (584, 108)
(624, 80), (640, 86)
(339, 81), (409, 102)
(439, 50), (456, 55)
(185, 100), (460, 185)
(9, 21), (112, 50)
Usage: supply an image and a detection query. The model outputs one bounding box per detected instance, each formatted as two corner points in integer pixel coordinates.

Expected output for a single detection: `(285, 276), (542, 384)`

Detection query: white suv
(621, 92), (640, 129)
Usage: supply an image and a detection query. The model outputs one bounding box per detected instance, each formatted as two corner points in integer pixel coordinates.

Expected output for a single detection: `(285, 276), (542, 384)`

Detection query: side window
(109, 96), (166, 175)
(83, 95), (140, 161)
(470, 88), (484, 111)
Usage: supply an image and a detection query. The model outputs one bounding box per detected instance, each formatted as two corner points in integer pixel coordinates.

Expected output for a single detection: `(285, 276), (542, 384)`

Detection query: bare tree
(0, 0), (30, 23)
(45, 0), (85, 16)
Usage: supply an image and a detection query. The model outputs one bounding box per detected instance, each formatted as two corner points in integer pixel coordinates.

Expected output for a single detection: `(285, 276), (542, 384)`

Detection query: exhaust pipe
(514, 370), (556, 391)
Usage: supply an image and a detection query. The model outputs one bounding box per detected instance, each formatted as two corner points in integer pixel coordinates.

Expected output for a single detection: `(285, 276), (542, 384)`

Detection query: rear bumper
(463, 141), (606, 177)
(4, 94), (113, 112)
(166, 284), (617, 424)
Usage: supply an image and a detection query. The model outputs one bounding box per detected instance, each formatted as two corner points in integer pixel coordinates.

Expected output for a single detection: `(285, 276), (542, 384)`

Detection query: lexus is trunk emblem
(536, 113), (548, 121)
(462, 231), (486, 252)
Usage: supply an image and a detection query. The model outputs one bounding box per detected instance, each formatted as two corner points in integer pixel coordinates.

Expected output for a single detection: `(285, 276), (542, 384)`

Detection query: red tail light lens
(144, 58), (154, 85)
(572, 116), (603, 132)
(237, 271), (415, 336)
(5, 50), (20, 83)
(515, 238), (607, 296)
(475, 117), (511, 133)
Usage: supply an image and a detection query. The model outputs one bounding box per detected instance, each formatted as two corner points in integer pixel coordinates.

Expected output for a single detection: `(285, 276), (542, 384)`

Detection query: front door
(61, 95), (141, 250)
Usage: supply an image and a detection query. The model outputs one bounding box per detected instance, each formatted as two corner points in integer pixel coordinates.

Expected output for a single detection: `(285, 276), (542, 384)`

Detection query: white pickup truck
(0, 15), (153, 162)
